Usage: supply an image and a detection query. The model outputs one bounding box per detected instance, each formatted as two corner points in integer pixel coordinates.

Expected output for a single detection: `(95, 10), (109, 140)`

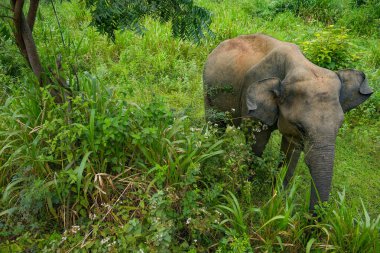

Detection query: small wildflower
(231, 108), (236, 112)
(186, 218), (192, 224)
(107, 241), (117, 247)
(101, 203), (111, 209)
(89, 213), (97, 220)
(101, 237), (110, 245)
(194, 239), (198, 243)
(71, 225), (80, 234)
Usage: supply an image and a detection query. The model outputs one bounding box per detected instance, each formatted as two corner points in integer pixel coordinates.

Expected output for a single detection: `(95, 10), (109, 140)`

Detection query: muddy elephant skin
(203, 34), (373, 210)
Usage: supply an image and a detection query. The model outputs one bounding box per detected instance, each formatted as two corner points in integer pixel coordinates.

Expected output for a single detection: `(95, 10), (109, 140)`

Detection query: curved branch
(27, 0), (39, 31)
(21, 13), (44, 83)
(11, 0), (28, 60)
(11, 0), (43, 83)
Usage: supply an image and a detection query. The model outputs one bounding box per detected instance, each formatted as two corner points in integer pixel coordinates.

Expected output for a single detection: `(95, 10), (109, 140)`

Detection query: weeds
(301, 25), (358, 70)
(0, 0), (379, 251)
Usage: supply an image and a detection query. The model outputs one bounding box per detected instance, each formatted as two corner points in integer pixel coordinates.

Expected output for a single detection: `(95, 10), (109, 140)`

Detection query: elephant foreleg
(279, 136), (301, 187)
(251, 125), (276, 157)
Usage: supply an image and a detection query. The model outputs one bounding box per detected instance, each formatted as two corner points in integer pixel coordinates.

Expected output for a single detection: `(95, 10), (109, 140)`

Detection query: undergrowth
(0, 0), (379, 252)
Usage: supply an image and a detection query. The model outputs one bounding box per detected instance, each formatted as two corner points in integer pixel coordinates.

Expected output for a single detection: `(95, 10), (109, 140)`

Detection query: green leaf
(75, 151), (92, 198)
(306, 238), (316, 253)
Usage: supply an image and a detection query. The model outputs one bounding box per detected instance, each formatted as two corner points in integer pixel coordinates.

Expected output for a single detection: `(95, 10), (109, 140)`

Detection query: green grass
(0, 0), (379, 251)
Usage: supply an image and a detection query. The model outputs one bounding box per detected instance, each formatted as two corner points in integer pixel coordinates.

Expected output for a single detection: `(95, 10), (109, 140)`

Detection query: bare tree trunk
(11, 0), (28, 60)
(27, 0), (39, 31)
(9, 0), (71, 103)
(11, 0), (44, 84)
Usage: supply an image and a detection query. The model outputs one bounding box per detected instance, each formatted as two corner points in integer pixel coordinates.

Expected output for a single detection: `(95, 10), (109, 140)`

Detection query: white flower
(107, 241), (117, 247)
(194, 239), (198, 243)
(186, 218), (192, 224)
(101, 203), (111, 209)
(101, 237), (110, 245)
(71, 225), (80, 234)
(89, 213), (97, 220)
(231, 108), (236, 112)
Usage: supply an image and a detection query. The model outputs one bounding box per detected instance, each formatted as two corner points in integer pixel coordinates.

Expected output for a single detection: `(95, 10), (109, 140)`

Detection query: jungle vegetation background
(0, 0), (379, 252)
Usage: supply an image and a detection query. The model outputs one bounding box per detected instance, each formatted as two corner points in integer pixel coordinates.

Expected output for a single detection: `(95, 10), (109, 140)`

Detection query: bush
(338, 1), (380, 36)
(301, 25), (358, 70)
(269, 0), (346, 24)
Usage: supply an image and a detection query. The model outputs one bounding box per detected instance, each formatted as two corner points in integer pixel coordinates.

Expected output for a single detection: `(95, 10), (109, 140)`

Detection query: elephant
(203, 34), (373, 211)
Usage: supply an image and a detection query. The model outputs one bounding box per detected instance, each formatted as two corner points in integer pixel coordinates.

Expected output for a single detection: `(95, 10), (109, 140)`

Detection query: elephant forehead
(280, 78), (343, 121)
(284, 77), (341, 100)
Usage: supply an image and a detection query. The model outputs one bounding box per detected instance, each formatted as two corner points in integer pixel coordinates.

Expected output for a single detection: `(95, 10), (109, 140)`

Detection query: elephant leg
(279, 136), (301, 187)
(251, 125), (275, 157)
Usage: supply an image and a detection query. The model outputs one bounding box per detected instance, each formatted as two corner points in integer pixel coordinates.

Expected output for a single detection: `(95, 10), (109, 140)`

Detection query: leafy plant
(318, 191), (380, 252)
(86, 0), (214, 43)
(269, 0), (346, 24)
(301, 25), (358, 70)
(338, 0), (380, 36)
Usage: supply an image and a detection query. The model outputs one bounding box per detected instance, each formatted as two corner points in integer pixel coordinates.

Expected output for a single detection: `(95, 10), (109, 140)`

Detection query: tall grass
(0, 0), (379, 251)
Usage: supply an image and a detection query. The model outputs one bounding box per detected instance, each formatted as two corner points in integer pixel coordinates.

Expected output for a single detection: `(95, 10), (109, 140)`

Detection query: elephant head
(246, 69), (373, 210)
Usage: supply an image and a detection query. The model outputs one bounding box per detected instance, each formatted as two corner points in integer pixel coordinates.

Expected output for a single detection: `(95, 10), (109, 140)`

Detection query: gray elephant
(203, 34), (373, 211)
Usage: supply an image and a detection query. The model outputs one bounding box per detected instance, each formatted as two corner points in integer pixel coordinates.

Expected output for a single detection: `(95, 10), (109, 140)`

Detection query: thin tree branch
(11, 0), (28, 60)
(50, 0), (65, 47)
(20, 12), (44, 84)
(12, 0), (43, 83)
(27, 0), (39, 31)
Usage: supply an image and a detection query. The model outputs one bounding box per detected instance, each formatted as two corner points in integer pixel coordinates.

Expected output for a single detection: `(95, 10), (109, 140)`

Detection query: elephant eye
(295, 123), (306, 135)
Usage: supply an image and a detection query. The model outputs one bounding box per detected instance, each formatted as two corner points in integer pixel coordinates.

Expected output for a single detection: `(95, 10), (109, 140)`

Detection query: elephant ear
(246, 77), (281, 126)
(337, 70), (373, 112)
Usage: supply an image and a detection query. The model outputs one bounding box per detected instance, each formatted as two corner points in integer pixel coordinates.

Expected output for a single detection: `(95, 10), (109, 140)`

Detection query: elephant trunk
(304, 138), (336, 211)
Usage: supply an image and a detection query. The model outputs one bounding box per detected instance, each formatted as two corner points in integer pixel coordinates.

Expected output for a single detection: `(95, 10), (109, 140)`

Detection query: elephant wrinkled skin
(203, 34), (373, 211)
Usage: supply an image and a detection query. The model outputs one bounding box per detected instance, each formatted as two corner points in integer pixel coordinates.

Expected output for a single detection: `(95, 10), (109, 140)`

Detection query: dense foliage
(0, 0), (379, 252)
(85, 0), (213, 42)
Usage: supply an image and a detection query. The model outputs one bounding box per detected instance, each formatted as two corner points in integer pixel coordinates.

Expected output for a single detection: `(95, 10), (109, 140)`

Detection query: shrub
(301, 25), (358, 70)
(316, 191), (380, 252)
(269, 0), (346, 24)
(338, 0), (380, 36)
(0, 70), (226, 241)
